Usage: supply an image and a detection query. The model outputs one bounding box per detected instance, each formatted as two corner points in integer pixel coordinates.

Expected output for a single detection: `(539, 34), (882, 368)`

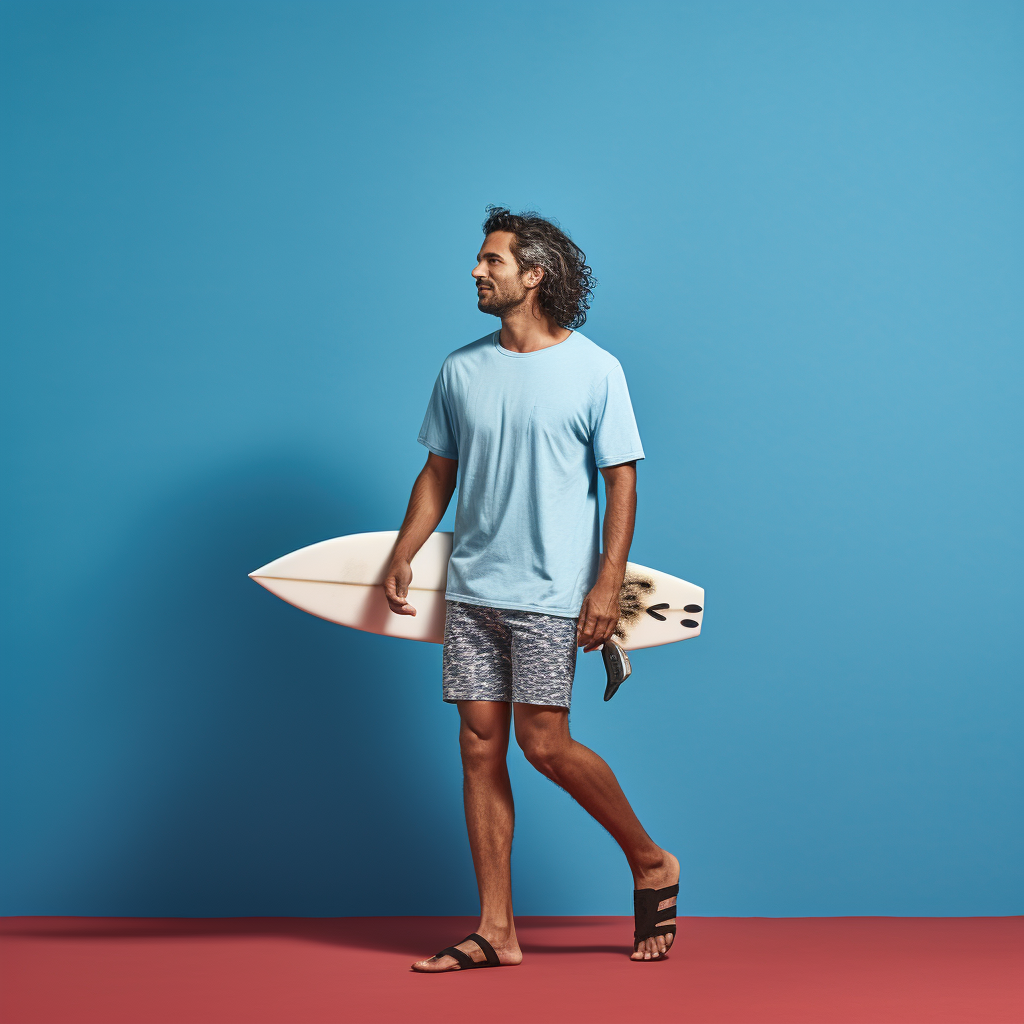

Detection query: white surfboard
(249, 531), (703, 652)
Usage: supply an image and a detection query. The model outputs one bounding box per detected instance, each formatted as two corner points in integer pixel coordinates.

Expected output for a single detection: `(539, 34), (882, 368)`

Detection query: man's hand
(577, 580), (621, 653)
(384, 558), (416, 616)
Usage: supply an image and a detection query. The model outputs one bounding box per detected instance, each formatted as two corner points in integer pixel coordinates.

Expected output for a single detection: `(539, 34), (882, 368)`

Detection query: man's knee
(516, 730), (568, 776)
(459, 725), (506, 769)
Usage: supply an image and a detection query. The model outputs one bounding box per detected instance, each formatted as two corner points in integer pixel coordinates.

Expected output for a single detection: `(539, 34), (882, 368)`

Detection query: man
(384, 207), (679, 971)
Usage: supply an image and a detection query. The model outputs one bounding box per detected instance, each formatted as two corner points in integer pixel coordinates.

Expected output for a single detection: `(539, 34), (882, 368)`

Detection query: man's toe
(412, 954), (457, 972)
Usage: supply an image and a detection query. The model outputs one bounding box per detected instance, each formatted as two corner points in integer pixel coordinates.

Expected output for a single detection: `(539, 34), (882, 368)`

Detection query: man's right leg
(411, 700), (523, 971)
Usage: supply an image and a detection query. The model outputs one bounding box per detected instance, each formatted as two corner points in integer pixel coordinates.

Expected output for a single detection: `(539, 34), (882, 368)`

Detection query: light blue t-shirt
(417, 330), (645, 617)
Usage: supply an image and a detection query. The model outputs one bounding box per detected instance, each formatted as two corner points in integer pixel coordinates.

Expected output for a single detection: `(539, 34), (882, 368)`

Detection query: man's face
(473, 231), (529, 318)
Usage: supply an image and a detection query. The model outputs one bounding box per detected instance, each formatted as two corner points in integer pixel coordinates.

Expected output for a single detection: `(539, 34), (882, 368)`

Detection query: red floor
(1, 916), (1020, 1024)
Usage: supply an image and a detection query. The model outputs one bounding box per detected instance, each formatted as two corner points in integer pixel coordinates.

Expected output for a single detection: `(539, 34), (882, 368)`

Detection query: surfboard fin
(602, 639), (632, 701)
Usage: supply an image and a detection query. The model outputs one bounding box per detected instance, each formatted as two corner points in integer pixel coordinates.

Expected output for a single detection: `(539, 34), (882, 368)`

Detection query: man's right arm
(383, 452), (458, 616)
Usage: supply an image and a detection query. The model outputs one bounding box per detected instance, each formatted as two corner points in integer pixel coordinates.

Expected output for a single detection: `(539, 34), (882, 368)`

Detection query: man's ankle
(631, 846), (667, 876)
(478, 919), (515, 942)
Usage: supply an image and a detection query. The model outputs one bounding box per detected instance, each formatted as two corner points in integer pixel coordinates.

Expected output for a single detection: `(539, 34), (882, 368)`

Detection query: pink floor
(1, 915), (1020, 1024)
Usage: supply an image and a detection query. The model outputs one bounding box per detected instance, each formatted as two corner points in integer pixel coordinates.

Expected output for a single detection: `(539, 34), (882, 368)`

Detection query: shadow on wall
(40, 450), (476, 916)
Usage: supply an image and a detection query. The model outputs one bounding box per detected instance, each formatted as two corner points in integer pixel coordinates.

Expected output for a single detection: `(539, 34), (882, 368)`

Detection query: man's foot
(411, 927), (522, 972)
(631, 850), (680, 961)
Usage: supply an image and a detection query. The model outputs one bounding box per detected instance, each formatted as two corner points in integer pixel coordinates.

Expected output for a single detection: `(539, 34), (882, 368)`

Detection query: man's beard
(477, 284), (527, 319)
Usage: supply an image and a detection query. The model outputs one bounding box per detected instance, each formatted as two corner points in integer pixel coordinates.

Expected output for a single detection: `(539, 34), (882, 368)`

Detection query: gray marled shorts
(442, 601), (578, 708)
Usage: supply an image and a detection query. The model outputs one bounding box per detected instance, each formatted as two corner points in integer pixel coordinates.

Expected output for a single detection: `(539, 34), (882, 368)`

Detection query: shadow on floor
(0, 916), (635, 956)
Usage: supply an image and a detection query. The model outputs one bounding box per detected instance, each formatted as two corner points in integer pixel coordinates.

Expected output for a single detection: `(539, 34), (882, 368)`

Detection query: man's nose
(472, 263), (487, 279)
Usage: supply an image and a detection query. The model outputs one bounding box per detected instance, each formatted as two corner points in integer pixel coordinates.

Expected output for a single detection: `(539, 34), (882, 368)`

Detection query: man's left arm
(577, 460), (637, 653)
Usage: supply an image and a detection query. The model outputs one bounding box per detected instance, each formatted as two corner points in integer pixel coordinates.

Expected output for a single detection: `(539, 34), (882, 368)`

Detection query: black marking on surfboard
(615, 573), (655, 640)
(681, 619), (700, 628)
(646, 603), (669, 621)
(684, 604), (703, 613)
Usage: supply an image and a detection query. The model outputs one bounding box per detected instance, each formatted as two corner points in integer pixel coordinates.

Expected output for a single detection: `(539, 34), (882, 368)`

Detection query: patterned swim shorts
(442, 600), (579, 708)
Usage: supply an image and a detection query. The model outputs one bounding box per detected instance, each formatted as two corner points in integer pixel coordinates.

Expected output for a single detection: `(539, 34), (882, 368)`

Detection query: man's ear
(522, 265), (545, 289)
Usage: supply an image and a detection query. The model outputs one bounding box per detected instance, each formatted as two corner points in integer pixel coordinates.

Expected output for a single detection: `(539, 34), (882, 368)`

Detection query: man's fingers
(386, 596), (417, 616)
(584, 618), (616, 652)
(579, 608), (606, 644)
(383, 574), (417, 616)
(576, 601), (590, 642)
(585, 627), (607, 652)
(578, 594), (620, 650)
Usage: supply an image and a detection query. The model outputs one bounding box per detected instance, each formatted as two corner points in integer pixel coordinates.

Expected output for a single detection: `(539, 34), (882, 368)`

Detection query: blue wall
(2, 1), (1020, 917)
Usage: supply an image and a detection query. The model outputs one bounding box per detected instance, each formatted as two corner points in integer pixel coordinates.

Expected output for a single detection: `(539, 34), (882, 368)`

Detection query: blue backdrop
(2, 1), (1020, 918)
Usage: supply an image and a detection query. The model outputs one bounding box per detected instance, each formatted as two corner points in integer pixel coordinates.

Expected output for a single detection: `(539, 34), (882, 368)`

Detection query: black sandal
(632, 883), (678, 960)
(417, 932), (503, 972)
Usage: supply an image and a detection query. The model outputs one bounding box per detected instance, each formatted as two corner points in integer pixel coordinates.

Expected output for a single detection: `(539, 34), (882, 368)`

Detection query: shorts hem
(442, 694), (507, 705)
(443, 694), (571, 709)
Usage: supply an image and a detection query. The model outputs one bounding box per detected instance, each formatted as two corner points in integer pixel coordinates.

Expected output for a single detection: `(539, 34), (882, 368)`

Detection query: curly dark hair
(482, 206), (596, 330)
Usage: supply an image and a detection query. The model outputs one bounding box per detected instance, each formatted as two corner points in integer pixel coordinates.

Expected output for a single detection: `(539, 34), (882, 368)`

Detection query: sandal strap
(433, 945), (475, 970)
(431, 934), (501, 970)
(633, 884), (680, 944)
(634, 926), (677, 951)
(464, 932), (501, 967)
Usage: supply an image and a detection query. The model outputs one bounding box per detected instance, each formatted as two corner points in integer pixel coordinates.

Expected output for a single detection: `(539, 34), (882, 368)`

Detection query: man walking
(384, 207), (679, 971)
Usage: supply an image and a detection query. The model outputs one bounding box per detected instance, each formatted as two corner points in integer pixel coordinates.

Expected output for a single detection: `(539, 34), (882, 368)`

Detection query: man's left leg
(513, 703), (679, 961)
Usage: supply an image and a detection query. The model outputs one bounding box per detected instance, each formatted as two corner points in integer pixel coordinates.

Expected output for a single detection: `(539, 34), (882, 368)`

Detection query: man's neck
(497, 306), (572, 353)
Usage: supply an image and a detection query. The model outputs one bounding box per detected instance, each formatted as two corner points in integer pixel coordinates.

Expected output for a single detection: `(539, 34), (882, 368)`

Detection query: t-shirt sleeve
(591, 362), (645, 468)
(417, 368), (459, 460)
